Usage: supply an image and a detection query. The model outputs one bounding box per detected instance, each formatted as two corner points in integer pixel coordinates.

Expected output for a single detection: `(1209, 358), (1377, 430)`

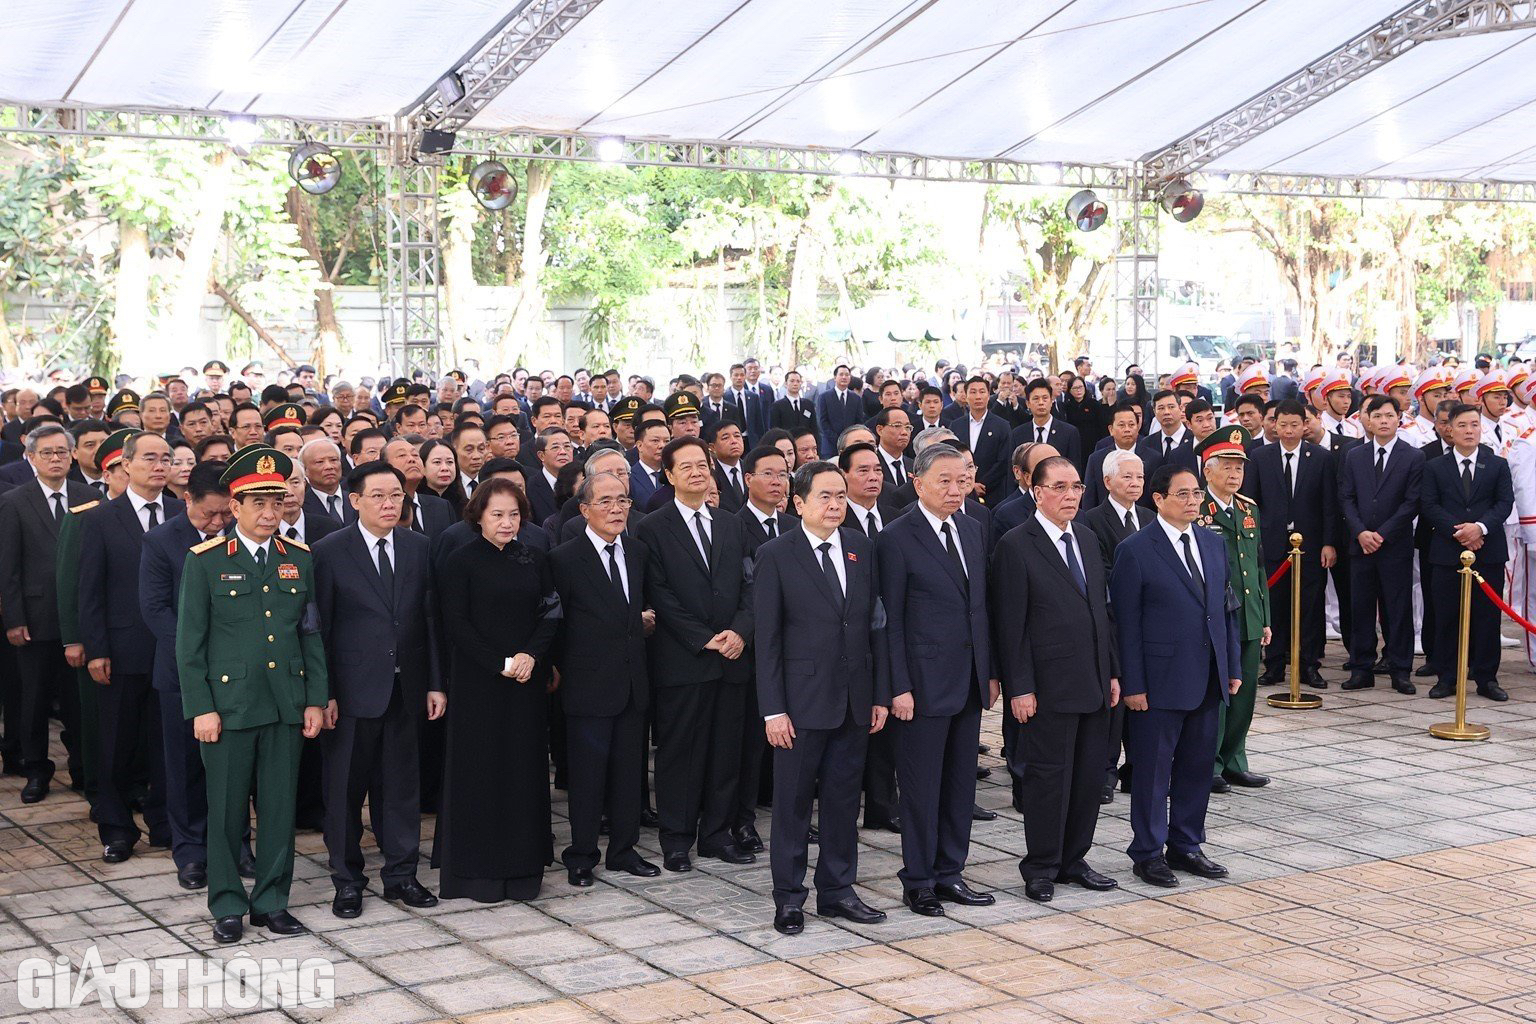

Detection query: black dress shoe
(1222, 769), (1270, 788)
(1257, 668), (1282, 687)
(698, 842), (755, 865)
(1133, 857), (1179, 887)
(249, 909), (307, 935)
(902, 888), (945, 917)
(20, 776), (48, 804)
(1304, 666), (1328, 689)
(807, 824), (819, 844)
(978, 743), (991, 755)
(1428, 681), (1456, 699)
(663, 851), (693, 873)
(1390, 675), (1416, 695)
(1099, 783), (1115, 805)
(732, 824), (765, 853)
(1341, 674), (1374, 690)
(1057, 866), (1118, 891)
(971, 804), (998, 822)
(1415, 663), (1437, 678)
(976, 766), (992, 780)
(1371, 656), (1390, 675)
(1166, 849), (1229, 879)
(817, 895), (886, 924)
(1210, 776), (1231, 794)
(1024, 878), (1054, 903)
(383, 879), (439, 908)
(177, 863), (208, 891)
(212, 915), (243, 945)
(102, 842), (132, 864)
(934, 880), (994, 906)
(863, 817), (902, 834)
(610, 856), (661, 878)
(773, 906), (804, 935)
(332, 885), (363, 918)
(568, 866), (594, 888)
(640, 806), (659, 828)
(238, 851), (256, 879)
(1117, 767), (1132, 793)
(1478, 681), (1510, 702)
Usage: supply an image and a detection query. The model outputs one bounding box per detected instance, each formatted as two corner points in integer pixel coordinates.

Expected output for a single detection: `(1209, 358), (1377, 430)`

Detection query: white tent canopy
(6, 0), (1536, 184)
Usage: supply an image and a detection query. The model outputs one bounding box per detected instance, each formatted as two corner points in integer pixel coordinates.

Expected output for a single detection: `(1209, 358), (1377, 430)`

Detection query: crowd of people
(0, 348), (1527, 943)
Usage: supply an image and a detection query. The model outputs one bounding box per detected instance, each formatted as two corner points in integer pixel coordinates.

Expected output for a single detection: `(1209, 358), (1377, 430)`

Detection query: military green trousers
(1215, 637), (1262, 776)
(200, 720), (302, 918)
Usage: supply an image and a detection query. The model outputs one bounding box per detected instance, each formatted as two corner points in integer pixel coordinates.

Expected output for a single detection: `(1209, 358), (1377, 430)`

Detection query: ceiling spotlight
(1065, 189), (1107, 232)
(834, 151), (862, 176)
(1204, 172), (1230, 195)
(468, 159), (518, 211)
(1037, 162), (1062, 186)
(436, 72), (466, 107)
(224, 115), (260, 155)
(288, 142), (342, 195)
(595, 136), (625, 163)
(1157, 177), (1204, 223)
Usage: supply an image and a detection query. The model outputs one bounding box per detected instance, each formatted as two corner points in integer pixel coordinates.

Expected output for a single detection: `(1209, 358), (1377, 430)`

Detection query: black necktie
(255, 546), (266, 571)
(376, 537), (394, 598)
(286, 526), (298, 540)
(465, 479), (477, 496)
(327, 494), (342, 521)
(892, 459), (904, 486)
(867, 511), (880, 536)
(1036, 426), (1045, 444)
(605, 542), (626, 602)
(730, 467), (743, 499)
(93, 480), (107, 495)
(1124, 509), (1135, 532)
(817, 541), (844, 603)
(1462, 458), (1474, 498)
(410, 500), (425, 533)
(1164, 435), (1174, 455)
(791, 400), (799, 415)
(1374, 447), (1385, 483)
(50, 492), (63, 523)
(145, 501), (159, 531)
(941, 521), (967, 580)
(764, 516), (777, 538)
(1283, 452), (1294, 496)
(1180, 533), (1204, 589)
(1495, 423), (1503, 442)
(1335, 423), (1344, 437)
(1060, 532), (1087, 595)
(693, 510), (712, 567)
(204, 533), (218, 543)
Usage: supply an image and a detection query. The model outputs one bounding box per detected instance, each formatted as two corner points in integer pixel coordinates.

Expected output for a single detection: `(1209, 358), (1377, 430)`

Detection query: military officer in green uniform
(176, 445), (328, 945)
(1194, 426), (1272, 793)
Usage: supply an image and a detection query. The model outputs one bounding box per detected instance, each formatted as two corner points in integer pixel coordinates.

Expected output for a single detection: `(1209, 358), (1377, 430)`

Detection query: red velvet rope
(1477, 578), (1536, 635)
(1266, 559), (1291, 588)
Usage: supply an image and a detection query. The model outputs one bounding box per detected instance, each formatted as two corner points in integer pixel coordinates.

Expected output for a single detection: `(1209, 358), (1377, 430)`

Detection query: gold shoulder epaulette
(68, 500), (99, 514)
(282, 537), (310, 552)
(191, 536), (224, 554)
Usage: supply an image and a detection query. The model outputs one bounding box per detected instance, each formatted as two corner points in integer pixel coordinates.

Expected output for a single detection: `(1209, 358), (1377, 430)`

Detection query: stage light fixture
(595, 136), (625, 163)
(436, 72), (466, 106)
(419, 129), (458, 156)
(1381, 179), (1409, 200)
(1158, 177), (1204, 222)
(1038, 162), (1062, 186)
(834, 151), (862, 176)
(225, 115), (260, 155)
(469, 159), (518, 210)
(1065, 189), (1107, 232)
(288, 142), (342, 195)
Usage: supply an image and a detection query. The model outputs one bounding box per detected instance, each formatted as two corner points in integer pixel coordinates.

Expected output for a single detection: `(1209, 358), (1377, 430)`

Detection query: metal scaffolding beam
(0, 103), (387, 148)
(1141, 0), (1536, 182)
(382, 135), (442, 378)
(1113, 175), (1160, 378)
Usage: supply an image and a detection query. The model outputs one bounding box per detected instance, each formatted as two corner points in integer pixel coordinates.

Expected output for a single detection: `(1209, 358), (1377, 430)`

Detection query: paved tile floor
(2, 643), (1535, 1022)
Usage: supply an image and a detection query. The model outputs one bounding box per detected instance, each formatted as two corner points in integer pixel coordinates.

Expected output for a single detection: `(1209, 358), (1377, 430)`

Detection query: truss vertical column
(382, 133), (442, 377)
(1113, 176), (1159, 377)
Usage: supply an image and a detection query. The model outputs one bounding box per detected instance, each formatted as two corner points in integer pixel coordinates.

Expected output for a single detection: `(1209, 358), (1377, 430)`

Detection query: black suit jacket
(700, 397), (744, 436)
(738, 503), (795, 553)
(876, 449), (913, 490)
(522, 468), (561, 526)
(313, 525), (441, 718)
(1008, 418), (1084, 474)
(1421, 448), (1515, 569)
(755, 527), (887, 727)
(991, 517), (1117, 711)
(1340, 440), (1424, 554)
(77, 492), (186, 674)
(0, 479), (96, 640)
(0, 460), (34, 492)
(815, 389), (863, 456)
(1077, 499), (1154, 571)
(139, 512), (205, 693)
(711, 462), (748, 514)
(954, 413), (1013, 502)
(1135, 433), (1198, 507)
(1247, 441), (1338, 560)
(636, 502), (754, 686)
(771, 396), (817, 439)
(724, 388), (768, 441)
(843, 495), (904, 538)
(550, 533), (649, 717)
(302, 485), (355, 525)
(405, 492), (455, 538)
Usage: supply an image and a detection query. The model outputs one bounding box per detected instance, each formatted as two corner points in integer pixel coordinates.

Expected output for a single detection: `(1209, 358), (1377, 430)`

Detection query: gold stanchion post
(1430, 551), (1491, 742)
(1269, 532), (1321, 710)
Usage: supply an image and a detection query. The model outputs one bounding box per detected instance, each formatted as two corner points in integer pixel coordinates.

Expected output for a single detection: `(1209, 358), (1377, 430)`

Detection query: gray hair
(24, 423), (72, 454)
(836, 423), (874, 452)
(1102, 447), (1144, 481)
(121, 430), (164, 461)
(912, 426), (958, 456)
(576, 468), (627, 505)
(913, 442), (964, 478)
(583, 448), (630, 477)
(299, 438), (342, 465)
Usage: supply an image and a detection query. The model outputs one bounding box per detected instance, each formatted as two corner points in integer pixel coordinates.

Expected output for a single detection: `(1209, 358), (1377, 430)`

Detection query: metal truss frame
(0, 103), (387, 149)
(381, 134), (443, 378)
(1215, 172), (1536, 203)
(1112, 175), (1160, 378)
(1142, 0), (1536, 182)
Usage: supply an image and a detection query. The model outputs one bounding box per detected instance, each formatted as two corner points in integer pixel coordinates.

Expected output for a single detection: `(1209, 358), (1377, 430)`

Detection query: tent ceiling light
(288, 142), (342, 195)
(469, 159), (517, 210)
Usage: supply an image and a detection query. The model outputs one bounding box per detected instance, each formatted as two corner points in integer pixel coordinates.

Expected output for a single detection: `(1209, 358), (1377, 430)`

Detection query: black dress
(431, 534), (561, 901)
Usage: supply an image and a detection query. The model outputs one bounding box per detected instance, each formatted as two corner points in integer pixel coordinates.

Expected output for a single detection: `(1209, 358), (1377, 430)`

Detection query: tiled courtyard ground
(2, 641), (1535, 1023)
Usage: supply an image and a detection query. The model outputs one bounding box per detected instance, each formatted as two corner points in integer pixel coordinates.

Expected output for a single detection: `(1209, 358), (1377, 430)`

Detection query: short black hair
(1184, 398), (1213, 418)
(194, 434), (235, 461)
(742, 445), (788, 475)
(1274, 399), (1307, 420)
(479, 457), (524, 482)
(1149, 463), (1196, 498)
(530, 395), (562, 418)
(1444, 401), (1478, 423)
(347, 460), (406, 493)
(791, 460), (843, 503)
(184, 461), (230, 501)
(918, 385), (943, 401)
(230, 401), (263, 425)
(837, 441), (878, 472)
(69, 417), (110, 440)
(661, 435), (709, 472)
(1108, 402), (1140, 423)
(1024, 378), (1052, 399)
(874, 406), (910, 428)
(1233, 393), (1266, 415)
(1151, 389), (1178, 406)
(347, 427), (387, 455)
(1363, 394), (1400, 416)
(260, 384), (288, 405)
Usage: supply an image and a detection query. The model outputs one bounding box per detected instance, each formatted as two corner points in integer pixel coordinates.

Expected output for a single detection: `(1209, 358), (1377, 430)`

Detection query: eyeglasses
(135, 454), (174, 466)
(586, 497), (633, 511)
(1037, 482), (1086, 495)
(1169, 488), (1205, 501)
(33, 448), (70, 459)
(363, 491), (405, 505)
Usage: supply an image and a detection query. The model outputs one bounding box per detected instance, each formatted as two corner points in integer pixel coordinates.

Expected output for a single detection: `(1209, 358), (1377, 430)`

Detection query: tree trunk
(209, 277), (298, 367)
(166, 149), (234, 361)
(112, 218), (152, 372)
(782, 184), (836, 368)
(498, 162), (553, 364)
(439, 189), (478, 364)
(285, 185), (340, 377)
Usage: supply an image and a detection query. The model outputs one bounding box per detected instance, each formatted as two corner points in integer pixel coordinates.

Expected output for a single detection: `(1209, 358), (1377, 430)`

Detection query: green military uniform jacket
(1200, 492), (1270, 643)
(176, 534), (328, 728)
(56, 500), (96, 645)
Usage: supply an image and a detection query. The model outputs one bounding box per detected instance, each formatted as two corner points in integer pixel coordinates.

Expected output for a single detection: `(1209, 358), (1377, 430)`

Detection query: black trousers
(893, 691), (981, 891)
(1104, 701), (1127, 785)
(321, 677), (422, 888)
(563, 698), (645, 871)
(861, 726), (899, 826)
(0, 643), (21, 769)
(735, 679), (766, 832)
(158, 688), (208, 869)
(1348, 547), (1415, 673)
(654, 680), (744, 855)
(1432, 563), (1504, 685)
(1127, 668), (1220, 864)
(1018, 705), (1109, 880)
(295, 735), (325, 830)
(92, 671), (166, 846)
(770, 708), (867, 910)
(549, 687), (569, 790)
(15, 641), (80, 779)
(1264, 551), (1326, 675)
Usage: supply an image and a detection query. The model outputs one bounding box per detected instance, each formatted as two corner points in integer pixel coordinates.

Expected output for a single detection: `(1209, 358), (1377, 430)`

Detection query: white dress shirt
(233, 527), (270, 563)
(849, 498), (883, 534)
(587, 526), (628, 600)
(460, 472), (479, 496)
(1154, 425), (1188, 449)
(126, 488), (164, 532)
(918, 503), (967, 576)
(1157, 516), (1204, 579)
(279, 515), (306, 543)
(1034, 510), (1085, 579)
(1107, 495), (1139, 530)
(805, 523), (847, 592)
(37, 478), (67, 519)
(359, 522), (393, 573)
(676, 498), (712, 563)
(1028, 416), (1055, 444)
(747, 502), (780, 538)
(968, 415), (987, 452)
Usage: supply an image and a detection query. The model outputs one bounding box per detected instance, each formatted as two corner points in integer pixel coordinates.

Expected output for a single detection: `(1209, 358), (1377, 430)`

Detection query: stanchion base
(1267, 693), (1322, 710)
(1429, 722), (1491, 742)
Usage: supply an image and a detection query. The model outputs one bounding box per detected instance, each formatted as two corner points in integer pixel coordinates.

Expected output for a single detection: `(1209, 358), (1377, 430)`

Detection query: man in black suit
(1415, 402), (1454, 678)
(1422, 403), (1515, 701)
(1136, 390), (1197, 493)
(708, 420), (748, 514)
(992, 456), (1119, 903)
(1083, 405), (1143, 509)
(524, 427), (573, 526)
(757, 460), (889, 935)
(699, 373), (744, 437)
(1009, 378), (1083, 476)
(313, 461), (444, 919)
(878, 444), (997, 917)
(770, 371), (818, 444)
(300, 439), (354, 525)
(725, 363), (768, 444)
(77, 429), (184, 861)
(1247, 400), (1337, 689)
(873, 407), (914, 488)
(0, 424), (96, 802)
(952, 377), (1012, 505)
(383, 438), (455, 537)
(636, 436), (755, 871)
(1339, 395), (1424, 693)
(991, 443), (1048, 540)
(815, 365), (863, 458)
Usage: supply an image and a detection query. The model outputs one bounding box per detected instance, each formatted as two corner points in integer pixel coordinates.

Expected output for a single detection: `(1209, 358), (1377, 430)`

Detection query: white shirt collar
(586, 525), (623, 559)
(1033, 509), (1072, 547)
(1160, 425), (1187, 444)
(917, 502), (954, 539)
(1157, 515), (1195, 547)
(126, 488), (160, 515)
(1279, 440), (1302, 456)
(233, 526), (269, 560)
(675, 497), (710, 524)
(36, 477), (65, 501)
(1374, 436), (1398, 459)
(1107, 495), (1136, 521)
(804, 523), (842, 558)
(748, 502), (777, 527)
(1032, 415), (1054, 432)
(542, 468), (558, 490)
(358, 521), (391, 549)
(280, 514), (304, 541)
